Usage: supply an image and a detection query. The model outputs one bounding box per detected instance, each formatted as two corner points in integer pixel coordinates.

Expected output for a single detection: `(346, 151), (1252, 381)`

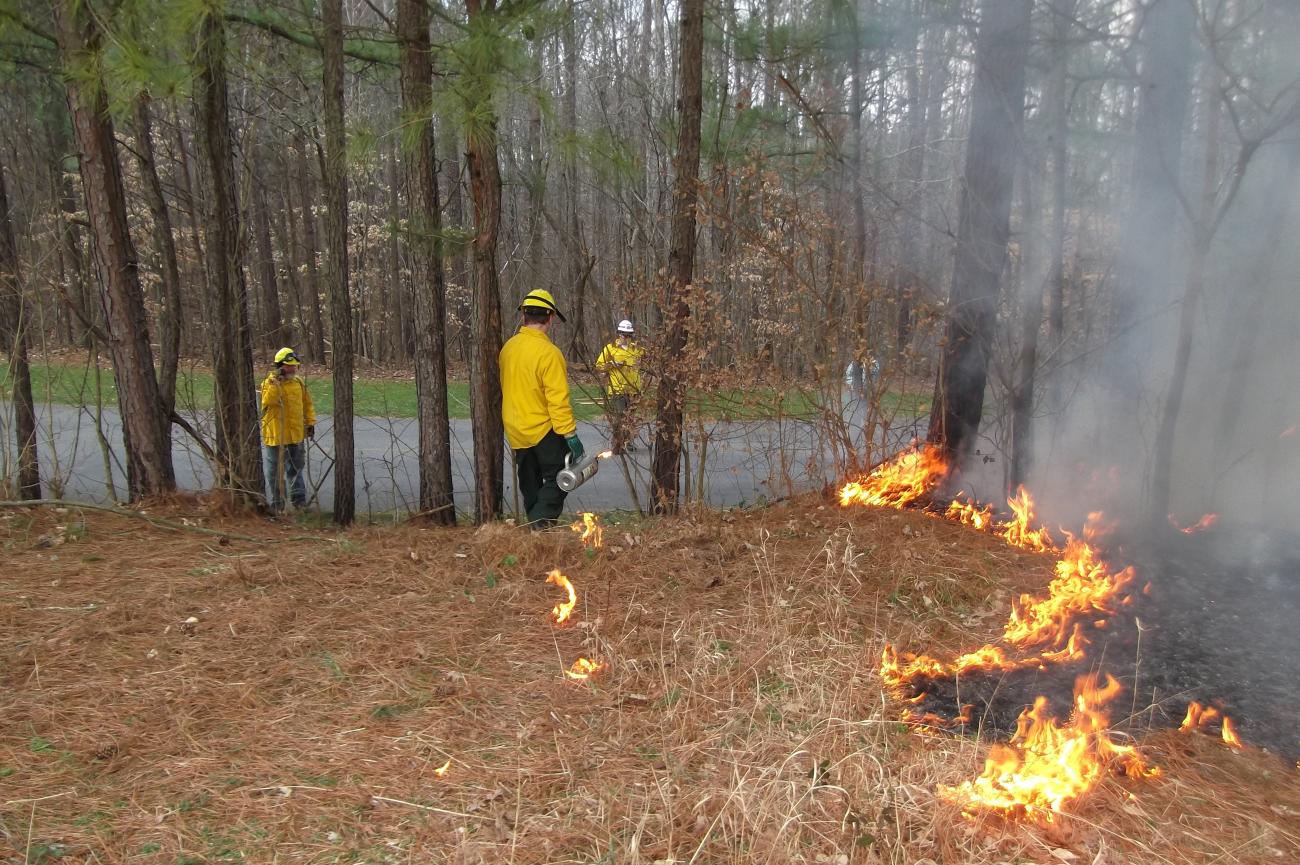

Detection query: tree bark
(926, 0), (1032, 468)
(0, 151), (40, 499)
(322, 0), (355, 525)
(296, 131), (328, 363)
(649, 0), (705, 514)
(464, 0), (506, 523)
(250, 156), (285, 352)
(1107, 0), (1194, 431)
(54, 0), (175, 500)
(1011, 0), (1074, 489)
(194, 8), (263, 506)
(131, 93), (184, 415)
(398, 0), (456, 524)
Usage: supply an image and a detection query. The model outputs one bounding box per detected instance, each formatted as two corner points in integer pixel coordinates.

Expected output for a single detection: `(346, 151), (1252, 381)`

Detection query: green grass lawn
(0, 360), (930, 421)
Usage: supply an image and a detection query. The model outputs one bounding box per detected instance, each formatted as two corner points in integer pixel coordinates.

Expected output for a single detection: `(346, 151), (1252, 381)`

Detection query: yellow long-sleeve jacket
(499, 326), (577, 450)
(260, 372), (316, 447)
(595, 340), (643, 396)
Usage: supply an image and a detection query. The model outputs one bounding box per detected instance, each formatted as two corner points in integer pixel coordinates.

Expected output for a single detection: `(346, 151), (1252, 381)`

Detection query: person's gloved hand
(565, 433), (585, 462)
(306, 425), (315, 439)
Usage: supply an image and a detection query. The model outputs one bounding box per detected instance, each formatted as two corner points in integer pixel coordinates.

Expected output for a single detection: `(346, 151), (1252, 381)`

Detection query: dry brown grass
(1, 498), (1296, 864)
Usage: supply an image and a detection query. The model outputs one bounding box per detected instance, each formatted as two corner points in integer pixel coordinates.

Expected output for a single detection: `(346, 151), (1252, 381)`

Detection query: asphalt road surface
(7, 396), (925, 518)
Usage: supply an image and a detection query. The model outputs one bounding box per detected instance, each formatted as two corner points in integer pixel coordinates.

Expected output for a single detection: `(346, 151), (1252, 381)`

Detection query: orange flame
(570, 512), (604, 549)
(1002, 515), (1133, 650)
(546, 569), (577, 625)
(940, 673), (1158, 823)
(433, 759), (451, 778)
(1168, 513), (1218, 534)
(564, 657), (607, 680)
(597, 449), (615, 459)
(1222, 716), (1243, 749)
(998, 487), (1058, 552)
(839, 446), (949, 509)
(946, 496), (993, 530)
(1179, 701), (1220, 732)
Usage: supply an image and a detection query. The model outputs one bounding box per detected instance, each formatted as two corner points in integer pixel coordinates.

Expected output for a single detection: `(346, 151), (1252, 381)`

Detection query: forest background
(1, 0), (1298, 532)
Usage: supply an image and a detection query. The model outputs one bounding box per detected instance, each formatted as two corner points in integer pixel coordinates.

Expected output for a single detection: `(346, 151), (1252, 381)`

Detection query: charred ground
(1, 498), (1297, 864)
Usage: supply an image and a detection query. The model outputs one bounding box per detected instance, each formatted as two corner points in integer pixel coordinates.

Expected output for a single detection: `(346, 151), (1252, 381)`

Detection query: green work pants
(515, 429), (570, 528)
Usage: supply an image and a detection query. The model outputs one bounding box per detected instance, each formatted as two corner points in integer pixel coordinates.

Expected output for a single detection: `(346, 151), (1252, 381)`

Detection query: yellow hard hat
(274, 347), (301, 366)
(519, 288), (567, 322)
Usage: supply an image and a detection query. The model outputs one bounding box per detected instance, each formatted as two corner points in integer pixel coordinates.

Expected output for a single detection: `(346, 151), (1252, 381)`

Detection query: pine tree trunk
(131, 93), (184, 415)
(322, 0), (355, 526)
(54, 0), (175, 500)
(1108, 0), (1194, 463)
(649, 0), (705, 514)
(464, 0), (506, 524)
(0, 153), (40, 499)
(398, 0), (456, 524)
(926, 0), (1032, 467)
(296, 132), (328, 364)
(251, 160), (284, 352)
(194, 8), (263, 506)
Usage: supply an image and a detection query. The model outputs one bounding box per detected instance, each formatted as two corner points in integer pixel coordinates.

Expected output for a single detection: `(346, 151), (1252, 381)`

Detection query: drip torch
(557, 449), (613, 492)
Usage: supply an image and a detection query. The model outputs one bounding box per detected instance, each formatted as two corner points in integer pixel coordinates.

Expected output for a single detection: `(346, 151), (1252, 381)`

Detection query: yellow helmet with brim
(519, 288), (567, 322)
(274, 347), (301, 366)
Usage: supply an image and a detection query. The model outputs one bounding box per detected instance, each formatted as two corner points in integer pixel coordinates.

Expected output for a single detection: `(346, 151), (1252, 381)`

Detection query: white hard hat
(617, 319), (635, 334)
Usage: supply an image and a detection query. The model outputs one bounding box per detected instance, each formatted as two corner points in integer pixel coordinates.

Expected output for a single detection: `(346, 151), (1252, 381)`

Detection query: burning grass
(1, 500), (1297, 864)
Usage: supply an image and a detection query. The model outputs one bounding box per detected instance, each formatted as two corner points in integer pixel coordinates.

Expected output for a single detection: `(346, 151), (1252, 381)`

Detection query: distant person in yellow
(260, 347), (316, 513)
(595, 318), (643, 454)
(500, 289), (584, 527)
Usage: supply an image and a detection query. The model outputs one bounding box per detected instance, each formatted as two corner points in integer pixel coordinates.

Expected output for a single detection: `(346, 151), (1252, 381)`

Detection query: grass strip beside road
(0, 361), (929, 421)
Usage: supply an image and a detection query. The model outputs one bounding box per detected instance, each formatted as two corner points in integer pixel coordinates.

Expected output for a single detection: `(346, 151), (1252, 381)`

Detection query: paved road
(8, 397), (925, 517)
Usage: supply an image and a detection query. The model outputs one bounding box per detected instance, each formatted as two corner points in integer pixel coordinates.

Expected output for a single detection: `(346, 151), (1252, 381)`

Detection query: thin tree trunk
(322, 0), (355, 525)
(251, 159), (284, 351)
(1011, 0), (1074, 489)
(194, 8), (263, 506)
(1107, 0), (1194, 459)
(54, 0), (175, 500)
(649, 0), (705, 513)
(296, 131), (328, 363)
(1150, 65), (1223, 520)
(132, 94), (184, 415)
(0, 152), (40, 498)
(562, 1), (589, 360)
(926, 0), (1032, 467)
(465, 0), (506, 523)
(398, 0), (456, 524)
(443, 135), (471, 364)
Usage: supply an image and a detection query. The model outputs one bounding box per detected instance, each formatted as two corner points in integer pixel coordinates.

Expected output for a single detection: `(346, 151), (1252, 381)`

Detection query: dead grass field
(2, 497), (1297, 864)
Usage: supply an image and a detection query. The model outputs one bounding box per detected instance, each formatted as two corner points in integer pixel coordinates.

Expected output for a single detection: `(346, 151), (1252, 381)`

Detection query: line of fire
(837, 444), (1295, 825)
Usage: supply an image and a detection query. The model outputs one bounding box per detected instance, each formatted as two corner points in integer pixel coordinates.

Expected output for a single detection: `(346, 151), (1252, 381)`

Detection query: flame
(1281, 424), (1297, 439)
(546, 569), (577, 625)
(564, 657), (607, 680)
(1168, 513), (1218, 534)
(998, 487), (1058, 552)
(946, 496), (993, 530)
(839, 446), (949, 509)
(1002, 515), (1133, 650)
(433, 759), (451, 778)
(1221, 716), (1243, 749)
(570, 512), (604, 549)
(597, 449), (615, 459)
(1179, 701), (1220, 732)
(940, 673), (1158, 823)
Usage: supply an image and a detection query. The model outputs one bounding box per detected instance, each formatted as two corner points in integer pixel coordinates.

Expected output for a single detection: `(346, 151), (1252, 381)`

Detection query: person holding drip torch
(596, 319), (643, 454)
(500, 289), (584, 528)
(260, 347), (316, 514)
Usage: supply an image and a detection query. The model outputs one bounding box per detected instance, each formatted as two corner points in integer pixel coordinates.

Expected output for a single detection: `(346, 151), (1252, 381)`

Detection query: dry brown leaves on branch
(1, 499), (1296, 864)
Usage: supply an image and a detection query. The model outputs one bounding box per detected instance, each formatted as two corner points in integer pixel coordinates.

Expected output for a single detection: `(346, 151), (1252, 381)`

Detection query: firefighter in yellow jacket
(595, 318), (643, 454)
(261, 347), (316, 512)
(500, 289), (583, 527)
